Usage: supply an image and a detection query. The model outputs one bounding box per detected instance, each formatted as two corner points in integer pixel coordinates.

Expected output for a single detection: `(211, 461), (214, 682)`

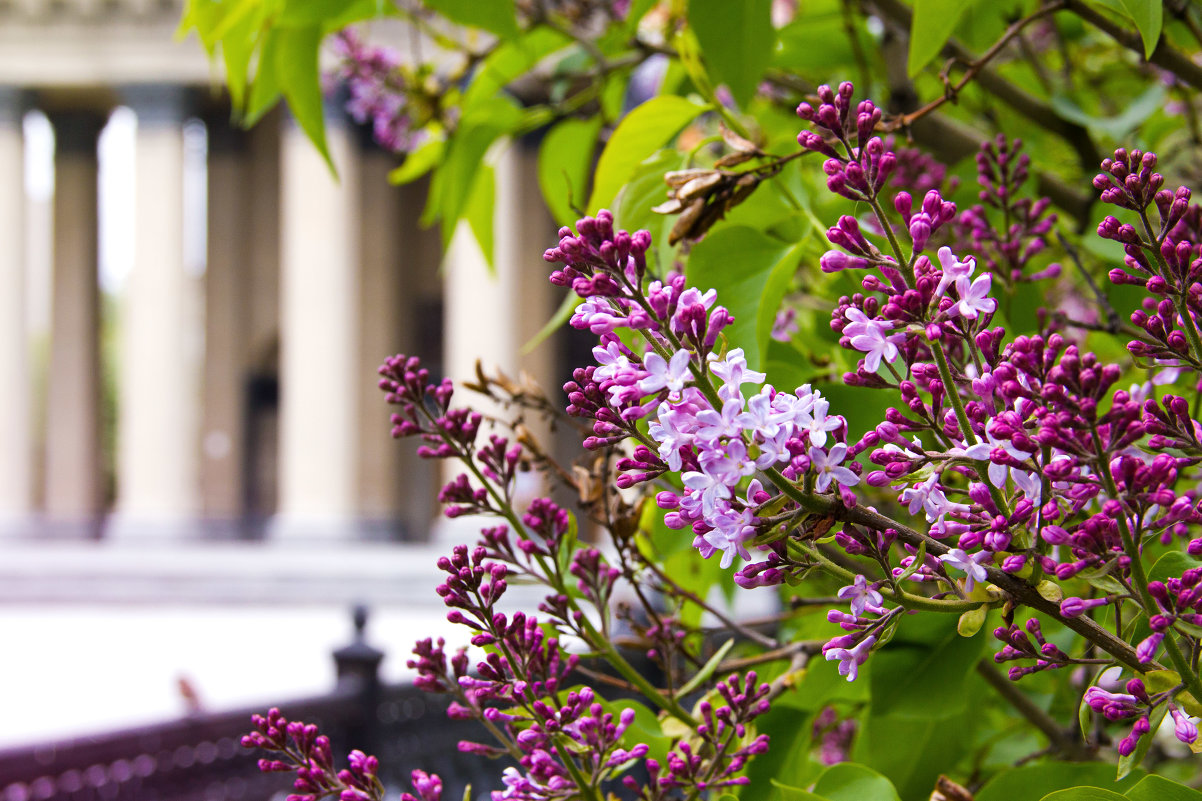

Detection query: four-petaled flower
(810, 443), (859, 492)
(938, 548), (990, 592)
(824, 635), (876, 682)
(837, 574), (883, 618)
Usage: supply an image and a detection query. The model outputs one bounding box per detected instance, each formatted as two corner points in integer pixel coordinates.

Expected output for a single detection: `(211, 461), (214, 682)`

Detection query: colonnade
(0, 86), (561, 542)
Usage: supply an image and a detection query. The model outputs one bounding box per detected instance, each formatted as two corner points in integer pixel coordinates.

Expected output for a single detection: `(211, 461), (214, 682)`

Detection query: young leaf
(676, 638), (736, 696)
(1040, 790), (1128, 801)
(812, 763), (902, 801)
(274, 24), (331, 168)
(686, 226), (800, 370)
(957, 604), (988, 637)
(687, 0), (774, 106)
(463, 164), (496, 271)
(1124, 775), (1202, 801)
(538, 116), (603, 227)
(424, 0), (519, 40)
(588, 96), (708, 211)
(389, 135), (446, 185)
(1117, 0), (1163, 59)
(908, 0), (976, 77)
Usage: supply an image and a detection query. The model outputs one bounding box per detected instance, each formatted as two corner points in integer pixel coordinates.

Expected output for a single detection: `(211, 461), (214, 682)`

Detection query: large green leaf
(867, 599), (988, 718)
(1124, 775), (1202, 801)
(461, 27), (570, 113)
(1117, 0), (1163, 58)
(771, 781), (828, 801)
(976, 763), (1145, 801)
(274, 24), (329, 166)
(612, 149), (687, 271)
(538, 116), (603, 226)
(422, 96), (522, 235)
(853, 707), (974, 800)
(686, 226), (801, 371)
(1148, 550), (1201, 585)
(1041, 789), (1129, 801)
(908, 0), (977, 76)
(463, 163), (496, 271)
(812, 763), (902, 801)
(687, 0), (774, 106)
(588, 95), (708, 211)
(424, 0), (519, 40)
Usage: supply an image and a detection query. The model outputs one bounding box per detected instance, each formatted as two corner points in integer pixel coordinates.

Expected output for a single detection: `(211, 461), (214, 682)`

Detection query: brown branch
(1065, 0), (1202, 91)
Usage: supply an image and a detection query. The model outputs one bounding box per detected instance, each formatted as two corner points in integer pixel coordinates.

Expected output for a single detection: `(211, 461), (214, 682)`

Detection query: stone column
(44, 110), (105, 538)
(108, 86), (202, 540)
(199, 113), (250, 538)
(437, 139), (558, 542)
(355, 142), (411, 540)
(271, 111), (361, 540)
(0, 90), (31, 538)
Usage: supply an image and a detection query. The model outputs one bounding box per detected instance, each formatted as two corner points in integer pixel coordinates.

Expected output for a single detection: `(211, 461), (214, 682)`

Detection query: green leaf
(389, 135), (445, 185)
(1041, 790), (1129, 801)
(274, 24), (330, 168)
(853, 708), (974, 800)
(976, 763), (1145, 801)
(908, 0), (976, 76)
(463, 163), (496, 271)
(687, 0), (774, 106)
(461, 27), (570, 113)
(868, 612), (987, 718)
(1125, 775), (1202, 801)
(957, 604), (988, 637)
(278, 0), (378, 28)
(588, 95), (708, 211)
(538, 117), (602, 227)
(1117, 0), (1163, 58)
(812, 763), (902, 801)
(424, 0), (519, 40)
(424, 96), (521, 232)
(770, 780), (828, 801)
(676, 638), (736, 695)
(522, 291), (577, 355)
(686, 226), (801, 370)
(1048, 85), (1166, 140)
(1148, 550), (1202, 585)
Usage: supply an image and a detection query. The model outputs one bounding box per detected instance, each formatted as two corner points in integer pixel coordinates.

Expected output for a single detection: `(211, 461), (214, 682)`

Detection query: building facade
(0, 0), (565, 545)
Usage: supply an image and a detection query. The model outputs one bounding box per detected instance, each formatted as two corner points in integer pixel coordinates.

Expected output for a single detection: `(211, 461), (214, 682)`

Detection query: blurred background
(0, 3), (578, 798)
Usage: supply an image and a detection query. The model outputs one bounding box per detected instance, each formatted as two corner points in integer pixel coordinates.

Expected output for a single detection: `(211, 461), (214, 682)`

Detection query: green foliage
(687, 0), (775, 107)
(908, 0), (978, 76)
(1116, 0), (1163, 58)
(588, 96), (708, 211)
(975, 763), (1145, 801)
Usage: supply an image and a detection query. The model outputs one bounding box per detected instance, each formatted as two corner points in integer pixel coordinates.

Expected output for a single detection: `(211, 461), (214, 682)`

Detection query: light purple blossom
(938, 548), (990, 592)
(638, 348), (692, 397)
(837, 575), (883, 618)
(708, 348), (766, 402)
(952, 273), (998, 320)
(810, 443), (859, 492)
(824, 634), (876, 682)
(843, 308), (905, 372)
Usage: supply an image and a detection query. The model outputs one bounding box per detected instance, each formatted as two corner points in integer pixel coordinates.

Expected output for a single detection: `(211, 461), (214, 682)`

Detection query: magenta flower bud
(1060, 596), (1109, 617)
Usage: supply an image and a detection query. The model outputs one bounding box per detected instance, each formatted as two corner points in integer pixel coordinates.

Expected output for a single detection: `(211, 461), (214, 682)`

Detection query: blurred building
(0, 0), (566, 549)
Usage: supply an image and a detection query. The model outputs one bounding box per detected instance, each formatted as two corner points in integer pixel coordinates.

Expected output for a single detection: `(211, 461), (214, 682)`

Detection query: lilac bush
(183, 0), (1202, 797)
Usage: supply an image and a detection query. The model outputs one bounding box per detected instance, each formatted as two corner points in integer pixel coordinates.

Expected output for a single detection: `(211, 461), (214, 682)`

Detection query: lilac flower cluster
(329, 30), (425, 153)
(241, 708), (385, 801)
(544, 212), (862, 575)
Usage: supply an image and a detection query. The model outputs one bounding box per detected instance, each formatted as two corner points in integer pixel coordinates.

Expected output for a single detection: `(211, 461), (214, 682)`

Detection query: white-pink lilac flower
(952, 273), (997, 320)
(809, 443), (859, 492)
(843, 308), (905, 373)
(572, 299), (627, 334)
(638, 348), (692, 397)
(938, 548), (990, 592)
(837, 574), (883, 618)
(935, 246), (976, 296)
(703, 506), (756, 569)
(803, 396), (844, 448)
(648, 402), (694, 471)
(695, 397), (745, 441)
(707, 348), (766, 402)
(824, 634), (876, 682)
(899, 473), (969, 522)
